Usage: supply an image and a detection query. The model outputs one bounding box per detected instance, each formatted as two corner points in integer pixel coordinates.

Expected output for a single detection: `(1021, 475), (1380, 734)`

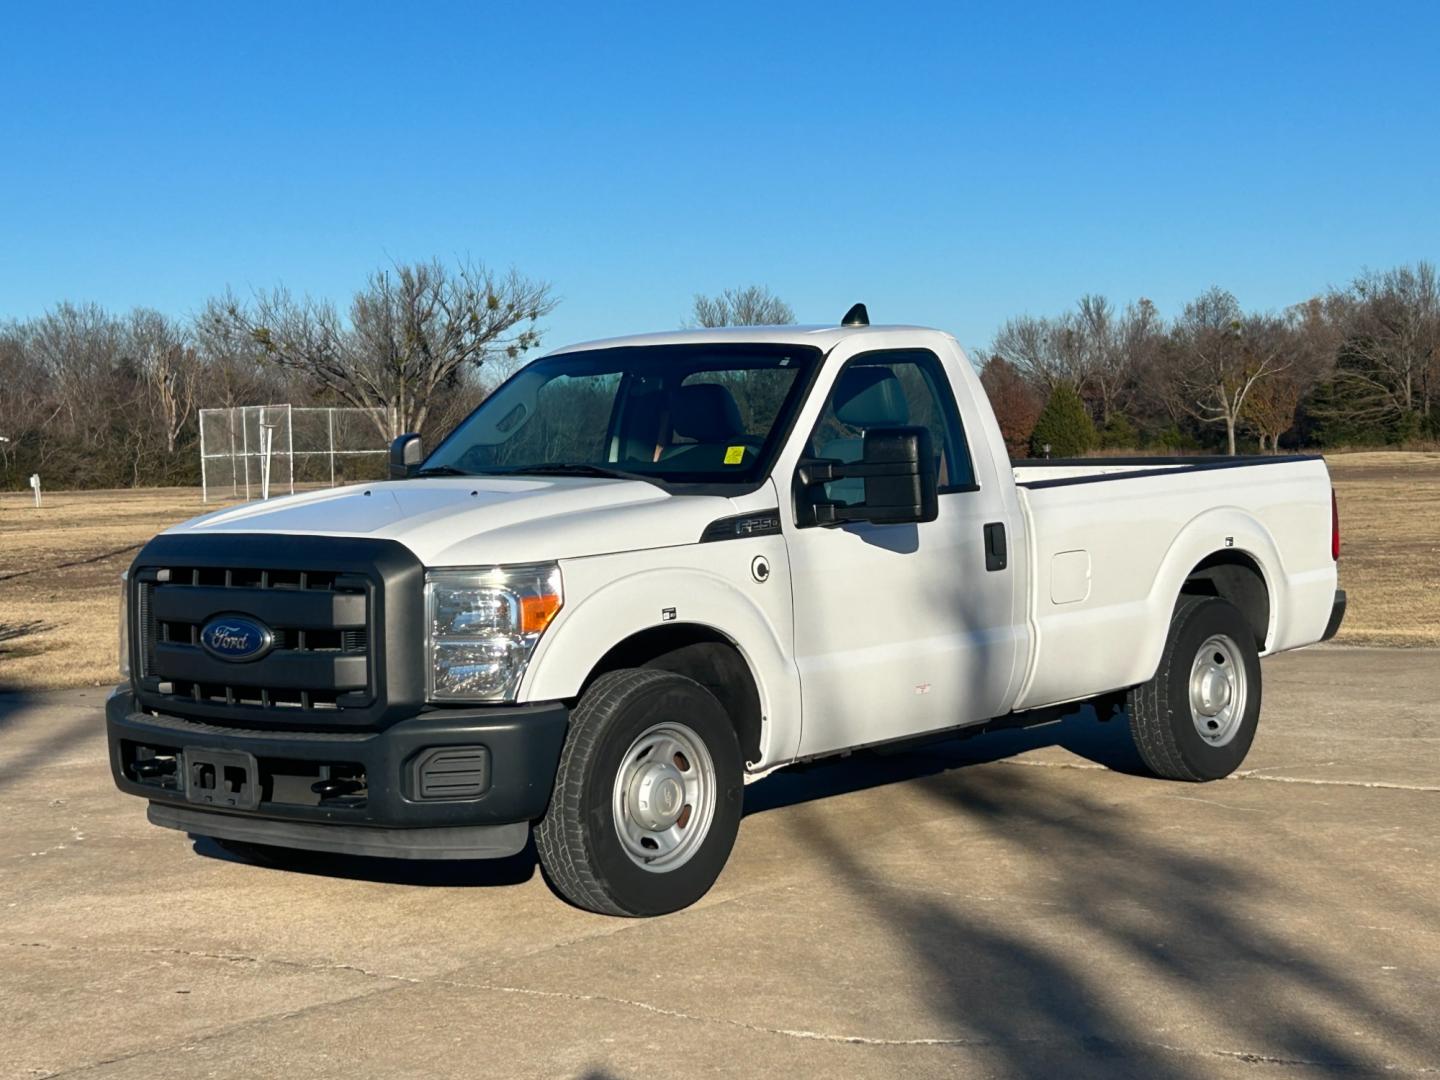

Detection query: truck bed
(1008, 454), (1337, 712)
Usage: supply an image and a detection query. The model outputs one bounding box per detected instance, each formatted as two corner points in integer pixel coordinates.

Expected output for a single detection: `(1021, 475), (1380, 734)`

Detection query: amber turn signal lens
(520, 593), (562, 634)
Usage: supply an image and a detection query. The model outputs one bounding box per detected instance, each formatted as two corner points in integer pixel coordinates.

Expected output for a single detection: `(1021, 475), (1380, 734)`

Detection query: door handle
(984, 522), (1008, 572)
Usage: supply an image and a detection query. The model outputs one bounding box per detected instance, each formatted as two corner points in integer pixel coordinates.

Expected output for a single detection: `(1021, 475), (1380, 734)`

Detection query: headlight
(118, 571), (131, 679)
(425, 564), (562, 702)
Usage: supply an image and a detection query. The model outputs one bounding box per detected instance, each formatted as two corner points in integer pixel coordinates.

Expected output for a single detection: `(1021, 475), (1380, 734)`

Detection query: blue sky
(1, 1), (1437, 355)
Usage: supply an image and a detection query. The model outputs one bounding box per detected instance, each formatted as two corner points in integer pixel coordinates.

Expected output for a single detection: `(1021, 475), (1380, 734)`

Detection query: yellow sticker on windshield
(724, 446), (745, 465)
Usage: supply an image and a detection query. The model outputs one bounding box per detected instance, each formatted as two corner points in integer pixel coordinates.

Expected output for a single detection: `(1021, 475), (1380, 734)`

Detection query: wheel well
(1181, 552), (1270, 649)
(582, 625), (764, 765)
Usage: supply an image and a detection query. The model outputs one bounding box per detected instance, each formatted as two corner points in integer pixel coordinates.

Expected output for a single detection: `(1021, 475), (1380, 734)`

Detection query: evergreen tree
(1028, 382), (1098, 458)
(1099, 413), (1138, 450)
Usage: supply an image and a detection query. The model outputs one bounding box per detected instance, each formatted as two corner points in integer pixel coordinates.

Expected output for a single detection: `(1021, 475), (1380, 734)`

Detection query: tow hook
(311, 778), (365, 800)
(132, 756), (177, 780)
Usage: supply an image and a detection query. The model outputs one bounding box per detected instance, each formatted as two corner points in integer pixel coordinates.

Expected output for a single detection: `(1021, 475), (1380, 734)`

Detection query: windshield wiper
(415, 465), (470, 477)
(500, 463), (656, 483)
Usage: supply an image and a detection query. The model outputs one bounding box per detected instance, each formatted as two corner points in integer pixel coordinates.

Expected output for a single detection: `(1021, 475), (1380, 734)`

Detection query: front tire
(1127, 596), (1262, 781)
(536, 668), (743, 916)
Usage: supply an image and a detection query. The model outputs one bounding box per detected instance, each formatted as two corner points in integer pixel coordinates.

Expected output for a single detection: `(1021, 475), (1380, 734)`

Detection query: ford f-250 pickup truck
(108, 306), (1346, 916)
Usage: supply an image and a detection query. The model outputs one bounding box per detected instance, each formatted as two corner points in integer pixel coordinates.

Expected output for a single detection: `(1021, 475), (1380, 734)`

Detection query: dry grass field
(1325, 452), (1440, 647)
(0, 488), (237, 692)
(1, 454), (1437, 692)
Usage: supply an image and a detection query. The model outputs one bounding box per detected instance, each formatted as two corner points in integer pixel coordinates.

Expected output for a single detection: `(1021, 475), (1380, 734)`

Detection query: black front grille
(128, 533), (427, 730)
(136, 564), (373, 716)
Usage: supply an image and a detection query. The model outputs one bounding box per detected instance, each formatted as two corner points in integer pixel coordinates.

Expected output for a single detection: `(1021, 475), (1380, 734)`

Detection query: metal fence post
(289, 403), (298, 495)
(241, 407), (251, 500)
(199, 410), (209, 503)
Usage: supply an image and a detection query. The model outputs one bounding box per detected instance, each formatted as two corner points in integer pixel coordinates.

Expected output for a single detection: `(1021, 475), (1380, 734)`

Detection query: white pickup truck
(108, 308), (1345, 915)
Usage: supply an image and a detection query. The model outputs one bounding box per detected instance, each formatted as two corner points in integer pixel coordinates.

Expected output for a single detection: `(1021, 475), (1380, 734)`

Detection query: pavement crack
(997, 757), (1440, 792)
(4, 939), (421, 986)
(1152, 793), (1268, 814)
(1229, 771), (1440, 792)
(431, 980), (1432, 1072)
(32, 980), (412, 1079)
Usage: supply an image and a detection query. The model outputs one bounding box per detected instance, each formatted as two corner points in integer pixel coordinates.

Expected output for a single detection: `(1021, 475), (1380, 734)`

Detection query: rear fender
(1134, 507), (1285, 682)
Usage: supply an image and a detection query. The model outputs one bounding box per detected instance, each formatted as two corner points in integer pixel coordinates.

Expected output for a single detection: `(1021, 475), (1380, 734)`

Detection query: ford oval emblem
(199, 615), (274, 662)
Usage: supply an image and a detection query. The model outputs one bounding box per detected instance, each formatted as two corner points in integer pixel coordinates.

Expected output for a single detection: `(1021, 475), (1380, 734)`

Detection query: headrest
(832, 367), (909, 427)
(670, 383), (744, 442)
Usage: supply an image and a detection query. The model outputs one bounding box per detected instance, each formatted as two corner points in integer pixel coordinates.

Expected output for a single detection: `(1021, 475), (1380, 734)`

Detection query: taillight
(1331, 488), (1340, 561)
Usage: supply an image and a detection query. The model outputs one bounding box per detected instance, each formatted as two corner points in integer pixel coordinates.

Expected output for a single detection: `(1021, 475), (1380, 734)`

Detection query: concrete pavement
(1, 647), (1437, 1078)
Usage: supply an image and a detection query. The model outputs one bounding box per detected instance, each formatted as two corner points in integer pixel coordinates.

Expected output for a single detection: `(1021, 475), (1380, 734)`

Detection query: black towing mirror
(389, 433), (424, 479)
(796, 426), (939, 527)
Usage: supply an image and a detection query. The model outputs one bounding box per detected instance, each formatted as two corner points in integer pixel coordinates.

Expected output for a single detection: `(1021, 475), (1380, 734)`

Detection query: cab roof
(547, 323), (953, 357)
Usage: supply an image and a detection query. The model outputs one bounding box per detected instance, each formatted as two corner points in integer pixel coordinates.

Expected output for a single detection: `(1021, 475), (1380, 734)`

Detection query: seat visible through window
(808, 351), (976, 507)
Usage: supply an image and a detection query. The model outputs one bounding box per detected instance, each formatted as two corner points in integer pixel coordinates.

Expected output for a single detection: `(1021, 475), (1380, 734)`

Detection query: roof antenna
(841, 302), (869, 327)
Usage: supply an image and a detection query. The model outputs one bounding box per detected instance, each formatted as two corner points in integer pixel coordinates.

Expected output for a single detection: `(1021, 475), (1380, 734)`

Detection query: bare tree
(0, 323), (37, 475)
(1324, 262), (1439, 426)
(126, 309), (198, 456)
(27, 302), (125, 445)
(1171, 289), (1290, 455)
(206, 259), (555, 439)
(1243, 298), (1341, 451)
(990, 312), (1086, 393)
(690, 285), (794, 327)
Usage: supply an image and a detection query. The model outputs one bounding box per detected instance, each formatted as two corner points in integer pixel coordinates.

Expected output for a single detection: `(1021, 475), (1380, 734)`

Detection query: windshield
(422, 344), (820, 487)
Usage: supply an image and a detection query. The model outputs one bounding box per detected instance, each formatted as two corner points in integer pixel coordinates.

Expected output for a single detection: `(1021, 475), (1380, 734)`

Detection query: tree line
(1, 261), (1435, 490)
(0, 259), (555, 490)
(977, 262), (1439, 458)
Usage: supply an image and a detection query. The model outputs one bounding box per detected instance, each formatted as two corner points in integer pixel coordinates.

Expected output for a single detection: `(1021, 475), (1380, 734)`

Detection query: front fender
(518, 548), (801, 767)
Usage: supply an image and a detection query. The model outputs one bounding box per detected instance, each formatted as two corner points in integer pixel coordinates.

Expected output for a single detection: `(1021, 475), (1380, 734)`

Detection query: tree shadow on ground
(0, 685), (100, 790)
(0, 619), (48, 646)
(0, 620), (51, 695)
(760, 724), (1438, 1077)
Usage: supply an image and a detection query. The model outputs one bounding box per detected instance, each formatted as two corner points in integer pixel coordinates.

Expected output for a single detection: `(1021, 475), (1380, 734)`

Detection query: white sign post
(28, 473), (41, 507)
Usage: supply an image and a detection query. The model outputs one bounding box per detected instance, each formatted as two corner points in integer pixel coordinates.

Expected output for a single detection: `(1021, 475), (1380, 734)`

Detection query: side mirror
(796, 426), (938, 527)
(389, 433), (423, 479)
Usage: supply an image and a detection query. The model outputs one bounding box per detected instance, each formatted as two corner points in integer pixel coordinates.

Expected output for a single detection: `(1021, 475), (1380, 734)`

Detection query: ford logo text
(199, 615), (274, 662)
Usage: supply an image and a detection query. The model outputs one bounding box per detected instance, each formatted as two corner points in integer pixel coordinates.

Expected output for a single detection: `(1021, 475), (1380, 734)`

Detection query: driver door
(785, 347), (1021, 758)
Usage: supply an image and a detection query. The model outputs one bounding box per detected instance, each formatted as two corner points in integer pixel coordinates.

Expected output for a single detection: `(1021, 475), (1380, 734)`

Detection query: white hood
(170, 477), (736, 566)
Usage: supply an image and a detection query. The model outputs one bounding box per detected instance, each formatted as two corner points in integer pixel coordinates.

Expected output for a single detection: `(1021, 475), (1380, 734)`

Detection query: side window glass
(807, 351), (975, 507)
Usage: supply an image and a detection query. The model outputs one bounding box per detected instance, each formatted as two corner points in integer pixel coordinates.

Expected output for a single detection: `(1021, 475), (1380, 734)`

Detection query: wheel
(1126, 596), (1262, 781)
(536, 668), (743, 916)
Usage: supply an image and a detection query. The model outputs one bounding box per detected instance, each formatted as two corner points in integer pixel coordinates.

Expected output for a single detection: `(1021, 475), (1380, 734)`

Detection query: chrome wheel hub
(627, 760), (687, 831)
(1188, 634), (1247, 747)
(612, 721), (717, 872)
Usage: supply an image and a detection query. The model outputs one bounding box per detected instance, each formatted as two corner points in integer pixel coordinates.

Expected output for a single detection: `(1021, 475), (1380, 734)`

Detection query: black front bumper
(107, 688), (568, 859)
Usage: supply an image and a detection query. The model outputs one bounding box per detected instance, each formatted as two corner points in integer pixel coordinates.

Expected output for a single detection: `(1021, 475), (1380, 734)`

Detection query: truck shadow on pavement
(744, 704), (1141, 815)
(190, 834), (541, 887)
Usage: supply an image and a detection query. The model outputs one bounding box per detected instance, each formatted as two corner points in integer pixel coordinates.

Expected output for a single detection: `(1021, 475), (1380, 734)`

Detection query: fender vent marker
(700, 510), (782, 543)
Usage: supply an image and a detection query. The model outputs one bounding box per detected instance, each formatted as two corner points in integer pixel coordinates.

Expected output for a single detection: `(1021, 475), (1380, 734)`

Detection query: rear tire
(1127, 596), (1262, 781)
(536, 668), (743, 916)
